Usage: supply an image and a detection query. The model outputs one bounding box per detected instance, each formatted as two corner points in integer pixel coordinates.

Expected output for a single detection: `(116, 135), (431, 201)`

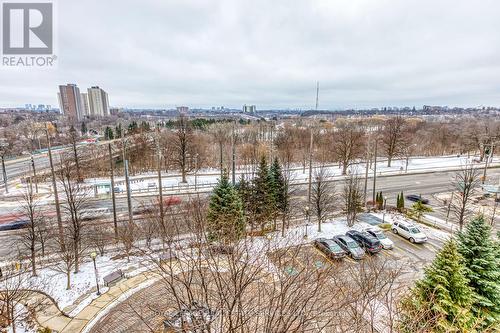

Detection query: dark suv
(345, 230), (382, 254)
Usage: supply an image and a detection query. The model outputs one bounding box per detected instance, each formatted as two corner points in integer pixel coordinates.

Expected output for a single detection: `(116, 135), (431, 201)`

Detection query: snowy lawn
(29, 254), (152, 311)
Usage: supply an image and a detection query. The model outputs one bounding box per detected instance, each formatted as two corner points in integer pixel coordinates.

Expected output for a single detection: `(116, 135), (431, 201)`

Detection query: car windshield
(327, 242), (341, 251)
(347, 241), (358, 249)
(409, 227), (421, 234)
(374, 232), (386, 239)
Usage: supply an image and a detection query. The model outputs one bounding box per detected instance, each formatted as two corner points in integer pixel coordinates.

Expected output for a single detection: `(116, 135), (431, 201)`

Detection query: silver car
(333, 235), (365, 260)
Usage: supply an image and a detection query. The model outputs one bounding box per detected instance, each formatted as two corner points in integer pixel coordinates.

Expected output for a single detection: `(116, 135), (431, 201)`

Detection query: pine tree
(81, 121), (87, 135)
(269, 158), (286, 230)
(457, 215), (500, 329)
(400, 239), (474, 332)
(410, 201), (433, 223)
(237, 174), (254, 223)
(400, 191), (405, 211)
(207, 173), (245, 243)
(396, 193), (401, 210)
(115, 123), (122, 138)
(252, 156), (275, 231)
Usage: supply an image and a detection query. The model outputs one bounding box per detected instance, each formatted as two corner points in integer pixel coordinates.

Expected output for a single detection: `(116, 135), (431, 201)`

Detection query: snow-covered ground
(28, 254), (152, 312)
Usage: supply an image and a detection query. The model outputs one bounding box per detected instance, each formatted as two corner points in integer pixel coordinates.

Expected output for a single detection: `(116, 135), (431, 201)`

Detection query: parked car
(405, 194), (429, 204)
(345, 230), (382, 254)
(313, 238), (346, 260)
(365, 228), (394, 250)
(392, 221), (427, 243)
(333, 235), (365, 260)
(0, 219), (29, 231)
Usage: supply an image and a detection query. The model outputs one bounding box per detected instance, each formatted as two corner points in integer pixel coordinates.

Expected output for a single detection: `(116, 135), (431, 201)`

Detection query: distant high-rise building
(58, 84), (83, 121)
(87, 86), (109, 117)
(177, 106), (189, 114)
(242, 104), (256, 113)
(80, 93), (90, 116)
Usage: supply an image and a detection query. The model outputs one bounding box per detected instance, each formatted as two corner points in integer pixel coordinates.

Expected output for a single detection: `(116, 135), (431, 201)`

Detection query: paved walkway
(36, 270), (159, 333)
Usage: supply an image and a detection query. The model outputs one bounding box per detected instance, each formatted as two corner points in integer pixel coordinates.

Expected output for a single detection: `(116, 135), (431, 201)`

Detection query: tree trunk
(387, 155), (392, 167)
(66, 272), (71, 290)
(31, 245), (37, 276)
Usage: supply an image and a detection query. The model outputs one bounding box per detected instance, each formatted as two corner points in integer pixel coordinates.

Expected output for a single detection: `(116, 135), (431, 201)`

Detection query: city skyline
(1, 0), (500, 109)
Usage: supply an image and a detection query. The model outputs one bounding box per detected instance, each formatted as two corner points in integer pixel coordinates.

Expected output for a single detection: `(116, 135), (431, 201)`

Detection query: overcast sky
(1, 0), (500, 109)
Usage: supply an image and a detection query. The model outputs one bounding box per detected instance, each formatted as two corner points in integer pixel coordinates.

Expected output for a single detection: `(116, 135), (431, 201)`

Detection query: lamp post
(384, 196), (387, 210)
(304, 206), (310, 239)
(90, 252), (101, 296)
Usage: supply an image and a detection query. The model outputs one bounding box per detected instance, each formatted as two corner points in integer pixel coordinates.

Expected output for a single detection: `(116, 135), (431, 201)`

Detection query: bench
(103, 269), (124, 287)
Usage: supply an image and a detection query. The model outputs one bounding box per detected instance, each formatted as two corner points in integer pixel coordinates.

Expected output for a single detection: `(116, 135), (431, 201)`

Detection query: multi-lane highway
(1, 168), (498, 259)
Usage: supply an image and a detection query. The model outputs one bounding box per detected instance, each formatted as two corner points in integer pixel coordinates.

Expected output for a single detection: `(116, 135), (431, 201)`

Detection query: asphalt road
(1, 168), (499, 258)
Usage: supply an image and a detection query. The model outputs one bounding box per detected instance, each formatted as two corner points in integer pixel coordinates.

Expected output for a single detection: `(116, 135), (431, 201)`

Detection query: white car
(365, 228), (394, 249)
(391, 221), (427, 243)
(352, 223), (394, 250)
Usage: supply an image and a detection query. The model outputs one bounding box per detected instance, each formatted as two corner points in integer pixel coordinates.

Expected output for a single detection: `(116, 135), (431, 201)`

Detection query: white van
(391, 220), (427, 243)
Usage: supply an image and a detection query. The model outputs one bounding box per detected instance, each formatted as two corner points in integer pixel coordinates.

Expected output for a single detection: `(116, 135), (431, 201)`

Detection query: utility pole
(124, 160), (133, 226)
(156, 135), (164, 226)
(0, 139), (8, 194)
(372, 139), (378, 203)
(46, 125), (64, 249)
(108, 143), (118, 237)
(307, 127), (314, 221)
(31, 154), (38, 193)
(0, 155), (7, 194)
(231, 121), (236, 185)
(363, 139), (370, 206)
(121, 138), (133, 226)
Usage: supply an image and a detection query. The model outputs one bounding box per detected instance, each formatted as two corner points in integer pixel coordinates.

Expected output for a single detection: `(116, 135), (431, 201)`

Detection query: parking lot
(270, 223), (447, 280)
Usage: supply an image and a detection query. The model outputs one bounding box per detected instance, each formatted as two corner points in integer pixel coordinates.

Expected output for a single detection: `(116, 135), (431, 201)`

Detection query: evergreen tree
(207, 173), (245, 243)
(269, 158), (286, 229)
(457, 215), (500, 328)
(400, 239), (474, 332)
(104, 126), (114, 140)
(410, 201), (433, 223)
(252, 156), (275, 231)
(115, 123), (122, 138)
(399, 191), (405, 211)
(396, 193), (401, 210)
(81, 121), (87, 135)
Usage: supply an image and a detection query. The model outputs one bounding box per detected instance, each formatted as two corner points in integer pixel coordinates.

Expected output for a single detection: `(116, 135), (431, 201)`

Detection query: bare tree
(0, 263), (37, 333)
(49, 230), (80, 290)
(311, 168), (336, 232)
(18, 183), (42, 276)
(343, 173), (364, 226)
(58, 155), (92, 273)
(172, 115), (193, 183)
(451, 164), (480, 231)
(117, 223), (136, 262)
(87, 224), (113, 256)
(382, 116), (407, 167)
(210, 123), (230, 177)
(333, 123), (365, 175)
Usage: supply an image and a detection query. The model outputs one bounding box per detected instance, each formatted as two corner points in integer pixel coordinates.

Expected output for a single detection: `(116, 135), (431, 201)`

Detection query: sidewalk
(36, 270), (160, 333)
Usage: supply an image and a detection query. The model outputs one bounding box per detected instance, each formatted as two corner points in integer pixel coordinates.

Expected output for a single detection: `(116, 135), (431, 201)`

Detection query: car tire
(409, 237), (415, 243)
(392, 228), (398, 234)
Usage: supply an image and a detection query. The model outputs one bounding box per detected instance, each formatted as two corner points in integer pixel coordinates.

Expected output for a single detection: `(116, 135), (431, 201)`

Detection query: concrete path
(36, 270), (159, 333)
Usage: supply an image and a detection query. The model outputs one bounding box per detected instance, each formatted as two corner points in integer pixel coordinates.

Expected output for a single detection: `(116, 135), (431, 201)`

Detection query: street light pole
(0, 155), (7, 194)
(30, 154), (38, 193)
(108, 143), (118, 238)
(372, 139), (378, 203)
(90, 252), (101, 296)
(45, 125), (64, 249)
(0, 139), (9, 194)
